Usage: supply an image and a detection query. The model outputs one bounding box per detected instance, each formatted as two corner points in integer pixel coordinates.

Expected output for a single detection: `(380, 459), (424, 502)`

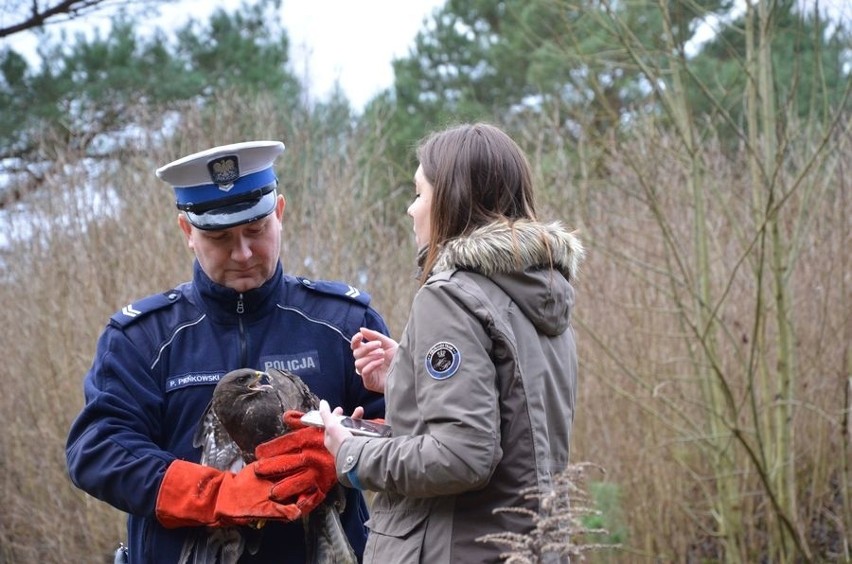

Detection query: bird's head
(217, 368), (274, 398)
(243, 370), (272, 394)
(252, 371), (274, 393)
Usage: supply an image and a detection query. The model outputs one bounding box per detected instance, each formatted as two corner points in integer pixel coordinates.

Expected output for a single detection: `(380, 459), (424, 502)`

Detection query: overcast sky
(3, 0), (446, 110)
(282, 0), (444, 109)
(3, 0), (848, 108)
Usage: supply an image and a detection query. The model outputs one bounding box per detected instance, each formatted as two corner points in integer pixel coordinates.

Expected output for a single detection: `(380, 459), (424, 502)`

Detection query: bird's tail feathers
(177, 528), (246, 564)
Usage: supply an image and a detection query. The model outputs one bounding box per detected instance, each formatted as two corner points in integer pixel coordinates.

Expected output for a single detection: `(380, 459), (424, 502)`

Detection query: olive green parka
(336, 219), (585, 563)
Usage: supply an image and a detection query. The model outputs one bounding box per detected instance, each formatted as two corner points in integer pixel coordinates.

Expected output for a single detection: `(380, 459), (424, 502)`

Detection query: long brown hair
(416, 123), (537, 284)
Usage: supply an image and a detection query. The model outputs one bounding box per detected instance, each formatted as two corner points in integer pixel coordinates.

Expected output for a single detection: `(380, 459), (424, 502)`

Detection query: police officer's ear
(177, 213), (194, 248)
(274, 193), (286, 224)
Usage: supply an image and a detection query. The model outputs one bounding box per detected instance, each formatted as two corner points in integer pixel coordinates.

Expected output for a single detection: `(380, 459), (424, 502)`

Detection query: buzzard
(178, 368), (357, 564)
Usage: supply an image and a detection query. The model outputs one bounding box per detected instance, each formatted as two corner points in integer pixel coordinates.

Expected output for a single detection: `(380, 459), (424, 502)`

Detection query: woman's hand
(350, 327), (398, 393)
(318, 400), (356, 458)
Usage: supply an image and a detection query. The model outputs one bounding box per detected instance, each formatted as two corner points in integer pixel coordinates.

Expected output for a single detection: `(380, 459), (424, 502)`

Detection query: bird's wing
(267, 367), (320, 415)
(193, 400), (245, 472)
(180, 401), (247, 564)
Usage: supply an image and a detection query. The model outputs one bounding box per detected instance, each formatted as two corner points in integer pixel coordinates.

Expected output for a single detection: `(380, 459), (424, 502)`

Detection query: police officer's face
(179, 195), (285, 293)
(408, 165), (433, 250)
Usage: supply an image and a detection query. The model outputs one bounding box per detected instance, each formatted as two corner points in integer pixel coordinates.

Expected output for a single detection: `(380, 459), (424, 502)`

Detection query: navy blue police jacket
(65, 260), (387, 563)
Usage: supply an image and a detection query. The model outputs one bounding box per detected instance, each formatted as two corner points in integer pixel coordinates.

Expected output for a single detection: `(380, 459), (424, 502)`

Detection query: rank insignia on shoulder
(298, 277), (370, 306)
(425, 341), (461, 380)
(110, 290), (181, 327)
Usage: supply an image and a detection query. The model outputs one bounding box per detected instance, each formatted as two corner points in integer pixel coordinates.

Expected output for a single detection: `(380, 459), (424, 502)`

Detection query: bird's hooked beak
(250, 371), (274, 393)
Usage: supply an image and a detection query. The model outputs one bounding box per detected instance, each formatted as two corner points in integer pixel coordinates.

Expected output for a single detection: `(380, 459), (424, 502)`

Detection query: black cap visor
(183, 188), (278, 230)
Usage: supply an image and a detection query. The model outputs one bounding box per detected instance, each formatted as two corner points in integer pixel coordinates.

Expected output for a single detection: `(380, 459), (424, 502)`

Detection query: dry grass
(477, 463), (619, 562)
(567, 120), (851, 560)
(0, 95), (848, 562)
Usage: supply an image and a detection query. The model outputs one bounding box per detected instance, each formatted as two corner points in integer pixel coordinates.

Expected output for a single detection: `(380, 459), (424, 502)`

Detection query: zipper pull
(236, 294), (245, 315)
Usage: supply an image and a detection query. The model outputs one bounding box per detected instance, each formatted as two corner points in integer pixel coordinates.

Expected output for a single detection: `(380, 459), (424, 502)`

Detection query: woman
(319, 123), (585, 562)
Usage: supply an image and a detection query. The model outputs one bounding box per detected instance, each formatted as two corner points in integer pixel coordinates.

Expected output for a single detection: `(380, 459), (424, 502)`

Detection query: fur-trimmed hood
(433, 219), (584, 279)
(432, 219), (585, 336)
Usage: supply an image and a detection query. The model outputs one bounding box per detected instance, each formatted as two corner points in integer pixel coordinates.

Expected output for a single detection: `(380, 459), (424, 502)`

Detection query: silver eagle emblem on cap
(207, 156), (240, 191)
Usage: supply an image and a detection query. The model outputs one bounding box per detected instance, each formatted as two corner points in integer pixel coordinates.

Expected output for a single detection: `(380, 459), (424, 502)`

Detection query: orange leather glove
(253, 411), (337, 514)
(155, 459), (305, 529)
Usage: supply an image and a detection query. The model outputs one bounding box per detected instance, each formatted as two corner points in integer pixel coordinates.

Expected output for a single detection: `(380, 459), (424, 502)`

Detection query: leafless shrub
(477, 463), (619, 563)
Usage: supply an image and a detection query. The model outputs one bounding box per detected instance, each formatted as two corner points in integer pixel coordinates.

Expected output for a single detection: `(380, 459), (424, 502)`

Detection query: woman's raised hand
(350, 327), (397, 393)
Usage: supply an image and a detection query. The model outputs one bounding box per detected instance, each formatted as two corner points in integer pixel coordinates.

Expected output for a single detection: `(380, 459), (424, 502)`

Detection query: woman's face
(408, 164), (433, 249)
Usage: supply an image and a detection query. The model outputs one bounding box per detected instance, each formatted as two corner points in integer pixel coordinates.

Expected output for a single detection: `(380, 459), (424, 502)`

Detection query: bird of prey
(178, 367), (358, 564)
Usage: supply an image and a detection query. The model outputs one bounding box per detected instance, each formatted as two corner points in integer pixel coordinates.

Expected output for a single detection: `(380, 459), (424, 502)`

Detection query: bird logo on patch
(208, 156), (240, 190)
(425, 342), (461, 380)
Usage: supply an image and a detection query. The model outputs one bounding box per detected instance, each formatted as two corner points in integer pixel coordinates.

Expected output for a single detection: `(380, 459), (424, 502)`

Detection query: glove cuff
(155, 459), (223, 528)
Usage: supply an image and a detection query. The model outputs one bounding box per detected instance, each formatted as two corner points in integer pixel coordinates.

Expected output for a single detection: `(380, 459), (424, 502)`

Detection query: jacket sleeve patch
(110, 290), (181, 328)
(425, 342), (462, 380)
(297, 277), (371, 306)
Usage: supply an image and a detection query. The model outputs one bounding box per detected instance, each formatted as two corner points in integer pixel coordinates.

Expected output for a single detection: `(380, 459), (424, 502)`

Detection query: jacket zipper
(237, 293), (248, 366)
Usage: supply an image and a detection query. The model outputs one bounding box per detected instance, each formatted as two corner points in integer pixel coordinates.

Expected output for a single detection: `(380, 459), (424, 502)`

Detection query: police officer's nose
(230, 236), (252, 261)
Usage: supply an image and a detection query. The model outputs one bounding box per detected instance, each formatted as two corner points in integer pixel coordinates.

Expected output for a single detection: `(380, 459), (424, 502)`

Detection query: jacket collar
(193, 260), (283, 322)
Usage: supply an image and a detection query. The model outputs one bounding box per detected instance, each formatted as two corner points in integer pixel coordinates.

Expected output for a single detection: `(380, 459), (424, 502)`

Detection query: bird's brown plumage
(179, 368), (356, 564)
(210, 368), (317, 461)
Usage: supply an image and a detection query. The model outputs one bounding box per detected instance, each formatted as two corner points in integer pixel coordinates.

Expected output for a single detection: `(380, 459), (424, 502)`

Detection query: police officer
(66, 141), (387, 563)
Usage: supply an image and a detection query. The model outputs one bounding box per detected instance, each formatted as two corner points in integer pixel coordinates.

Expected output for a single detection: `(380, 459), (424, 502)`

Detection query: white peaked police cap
(156, 140), (286, 230)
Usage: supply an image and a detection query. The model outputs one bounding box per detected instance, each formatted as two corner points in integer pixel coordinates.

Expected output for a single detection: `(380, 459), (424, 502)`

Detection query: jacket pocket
(363, 497), (432, 563)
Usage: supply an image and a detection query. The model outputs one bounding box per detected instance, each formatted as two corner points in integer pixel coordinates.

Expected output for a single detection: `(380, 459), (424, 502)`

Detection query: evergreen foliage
(381, 0), (848, 176)
(685, 0), (851, 143)
(0, 0), (300, 162)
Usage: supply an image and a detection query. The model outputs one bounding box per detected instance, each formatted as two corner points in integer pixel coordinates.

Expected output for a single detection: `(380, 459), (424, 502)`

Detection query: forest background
(0, 0), (849, 562)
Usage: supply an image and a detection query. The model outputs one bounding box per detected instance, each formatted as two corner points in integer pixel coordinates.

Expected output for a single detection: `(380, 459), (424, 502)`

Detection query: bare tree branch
(0, 0), (171, 39)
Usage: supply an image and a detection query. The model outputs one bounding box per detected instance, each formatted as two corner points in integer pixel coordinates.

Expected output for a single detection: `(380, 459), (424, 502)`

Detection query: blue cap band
(173, 167), (277, 208)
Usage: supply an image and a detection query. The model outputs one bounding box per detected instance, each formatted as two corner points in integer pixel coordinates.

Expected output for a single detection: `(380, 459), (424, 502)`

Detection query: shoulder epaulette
(296, 277), (371, 306)
(110, 289), (182, 328)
